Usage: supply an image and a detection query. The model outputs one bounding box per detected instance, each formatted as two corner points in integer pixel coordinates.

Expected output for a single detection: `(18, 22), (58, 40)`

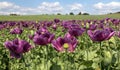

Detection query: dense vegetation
(0, 17), (120, 70)
(0, 14), (120, 21)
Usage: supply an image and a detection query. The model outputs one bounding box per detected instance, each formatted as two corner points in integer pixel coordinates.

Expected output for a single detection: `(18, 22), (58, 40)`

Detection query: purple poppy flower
(45, 21), (53, 27)
(87, 28), (115, 42)
(0, 24), (5, 30)
(68, 27), (85, 37)
(54, 19), (60, 23)
(62, 20), (75, 29)
(69, 24), (80, 28)
(0, 21), (2, 24)
(112, 19), (119, 26)
(87, 20), (91, 23)
(33, 32), (55, 45)
(10, 27), (23, 34)
(52, 34), (78, 52)
(35, 27), (48, 35)
(104, 27), (114, 33)
(4, 39), (32, 58)
(22, 22), (29, 27)
(71, 20), (76, 23)
(8, 21), (16, 26)
(100, 20), (105, 23)
(52, 24), (57, 30)
(89, 24), (97, 30)
(105, 18), (111, 21)
(97, 23), (104, 29)
(62, 23), (70, 29)
(116, 31), (120, 38)
(29, 34), (34, 40)
(64, 32), (73, 38)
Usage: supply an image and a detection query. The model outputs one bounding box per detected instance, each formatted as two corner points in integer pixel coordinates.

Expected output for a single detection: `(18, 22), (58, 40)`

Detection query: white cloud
(0, 2), (20, 10)
(0, 11), (27, 15)
(38, 2), (63, 13)
(94, 2), (120, 14)
(0, 1), (63, 15)
(1, 1), (120, 15)
(69, 3), (83, 11)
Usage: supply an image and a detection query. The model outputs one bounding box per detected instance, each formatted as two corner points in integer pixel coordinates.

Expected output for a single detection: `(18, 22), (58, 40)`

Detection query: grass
(0, 13), (120, 21)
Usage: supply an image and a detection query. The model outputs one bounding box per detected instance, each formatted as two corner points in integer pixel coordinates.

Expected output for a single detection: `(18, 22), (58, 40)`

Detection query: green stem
(67, 53), (69, 70)
(87, 45), (89, 61)
(118, 50), (119, 64)
(99, 42), (102, 70)
(22, 56), (27, 70)
(116, 39), (119, 64)
(107, 64), (111, 70)
(64, 51), (68, 70)
(73, 53), (76, 70)
(45, 45), (48, 70)
(115, 37), (119, 65)
(4, 50), (9, 70)
(107, 41), (111, 70)
(86, 30), (89, 61)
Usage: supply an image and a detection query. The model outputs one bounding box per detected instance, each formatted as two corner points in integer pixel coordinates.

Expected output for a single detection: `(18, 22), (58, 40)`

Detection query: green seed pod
(103, 50), (112, 66)
(30, 30), (34, 35)
(108, 37), (115, 45)
(36, 21), (38, 23)
(63, 43), (69, 49)
(86, 23), (89, 29)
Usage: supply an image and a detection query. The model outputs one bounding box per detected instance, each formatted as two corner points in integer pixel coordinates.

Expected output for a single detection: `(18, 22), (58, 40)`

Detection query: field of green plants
(0, 14), (120, 21)
(0, 15), (120, 70)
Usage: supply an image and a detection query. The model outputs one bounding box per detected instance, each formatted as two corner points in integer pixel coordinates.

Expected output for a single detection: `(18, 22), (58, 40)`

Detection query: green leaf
(82, 60), (93, 67)
(50, 63), (61, 70)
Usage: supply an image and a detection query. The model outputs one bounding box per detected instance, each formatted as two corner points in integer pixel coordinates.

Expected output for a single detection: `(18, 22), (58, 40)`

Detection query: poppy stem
(67, 53), (72, 70)
(45, 45), (48, 70)
(86, 29), (89, 61)
(67, 52), (69, 70)
(99, 42), (102, 70)
(115, 37), (119, 65)
(118, 50), (120, 64)
(64, 51), (69, 70)
(4, 50), (9, 70)
(16, 34), (19, 39)
(87, 44), (89, 61)
(116, 39), (120, 64)
(22, 56), (27, 70)
(73, 53), (76, 70)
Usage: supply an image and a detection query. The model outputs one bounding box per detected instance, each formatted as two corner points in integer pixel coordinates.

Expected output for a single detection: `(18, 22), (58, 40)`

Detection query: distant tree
(116, 12), (120, 13)
(69, 12), (74, 15)
(83, 13), (89, 15)
(10, 14), (18, 16)
(45, 14), (48, 15)
(109, 13), (112, 14)
(57, 13), (61, 15)
(78, 12), (82, 15)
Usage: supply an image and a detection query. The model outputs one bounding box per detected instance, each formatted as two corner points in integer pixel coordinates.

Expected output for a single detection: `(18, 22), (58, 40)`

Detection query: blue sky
(0, 0), (120, 15)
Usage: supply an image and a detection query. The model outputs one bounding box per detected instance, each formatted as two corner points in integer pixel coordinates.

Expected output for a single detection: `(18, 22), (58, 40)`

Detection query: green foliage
(0, 18), (120, 70)
(69, 12), (74, 15)
(0, 14), (120, 21)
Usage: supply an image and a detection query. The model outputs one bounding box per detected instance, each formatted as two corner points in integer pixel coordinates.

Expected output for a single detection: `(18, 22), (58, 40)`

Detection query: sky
(0, 0), (120, 15)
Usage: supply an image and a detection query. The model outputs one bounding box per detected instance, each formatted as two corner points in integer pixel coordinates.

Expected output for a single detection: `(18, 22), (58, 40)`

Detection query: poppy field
(0, 17), (120, 70)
